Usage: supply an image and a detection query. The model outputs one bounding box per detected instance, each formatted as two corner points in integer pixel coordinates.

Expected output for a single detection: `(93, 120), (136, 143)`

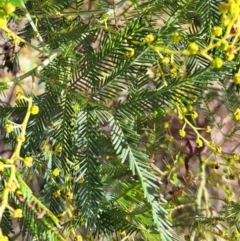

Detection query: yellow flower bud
(212, 57), (223, 68)
(4, 124), (14, 133)
(101, 13), (108, 21)
(52, 168), (60, 177)
(212, 26), (223, 37)
(30, 105), (39, 115)
(6, 182), (17, 192)
(196, 138), (203, 148)
(181, 106), (188, 113)
(12, 209), (23, 218)
(23, 157), (33, 167)
(205, 126), (211, 133)
(15, 91), (24, 99)
(53, 190), (61, 197)
(226, 53), (234, 61)
(42, 144), (51, 151)
(179, 129), (186, 137)
(124, 48), (135, 59)
(66, 192), (73, 200)
(16, 190), (23, 197)
(191, 111), (198, 119)
(220, 40), (229, 51)
(0, 236), (9, 241)
(178, 113), (184, 120)
(221, 14), (231, 26)
(233, 73), (240, 85)
(161, 57), (170, 65)
(144, 34), (154, 44)
(164, 122), (169, 129)
(4, 3), (16, 15)
(188, 42), (199, 54)
(171, 32), (182, 42)
(0, 18), (7, 27)
(234, 108), (240, 121)
(54, 144), (62, 153)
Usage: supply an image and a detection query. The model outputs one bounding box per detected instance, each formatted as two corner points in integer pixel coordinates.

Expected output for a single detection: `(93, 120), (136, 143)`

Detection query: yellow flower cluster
(234, 108), (240, 121)
(124, 48), (135, 59)
(188, 43), (199, 54)
(0, 236), (9, 241)
(66, 192), (73, 200)
(179, 129), (186, 138)
(23, 157), (33, 167)
(12, 209), (23, 218)
(52, 168), (60, 177)
(171, 32), (182, 42)
(196, 138), (203, 148)
(233, 73), (240, 85)
(212, 57), (223, 68)
(6, 181), (17, 192)
(53, 190), (61, 197)
(30, 105), (39, 115)
(191, 111), (198, 119)
(205, 126), (211, 133)
(0, 3), (16, 27)
(161, 57), (170, 65)
(163, 122), (169, 129)
(212, 26), (223, 36)
(4, 124), (14, 133)
(0, 3), (16, 15)
(15, 91), (24, 99)
(144, 34), (155, 44)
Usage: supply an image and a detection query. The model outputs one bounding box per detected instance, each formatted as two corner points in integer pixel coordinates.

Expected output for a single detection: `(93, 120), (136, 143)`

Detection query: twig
(20, 0), (45, 45)
(7, 48), (61, 86)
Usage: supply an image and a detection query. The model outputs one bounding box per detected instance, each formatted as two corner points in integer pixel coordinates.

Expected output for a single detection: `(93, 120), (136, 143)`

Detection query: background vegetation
(1, 0), (240, 240)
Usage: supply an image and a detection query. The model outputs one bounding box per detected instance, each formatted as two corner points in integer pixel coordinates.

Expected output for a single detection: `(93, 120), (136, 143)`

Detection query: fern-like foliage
(1, 0), (240, 241)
